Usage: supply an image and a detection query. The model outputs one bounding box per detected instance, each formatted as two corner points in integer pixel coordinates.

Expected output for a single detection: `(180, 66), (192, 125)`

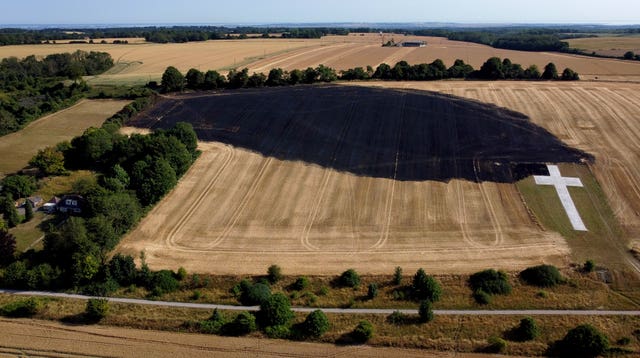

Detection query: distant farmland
(2, 34), (640, 85)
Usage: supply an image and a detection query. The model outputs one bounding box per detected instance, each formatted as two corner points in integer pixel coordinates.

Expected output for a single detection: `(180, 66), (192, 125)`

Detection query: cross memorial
(533, 165), (587, 231)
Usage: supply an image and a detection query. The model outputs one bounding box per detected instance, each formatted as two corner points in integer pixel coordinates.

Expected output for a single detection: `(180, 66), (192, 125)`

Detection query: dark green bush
(352, 320), (374, 343)
(367, 283), (378, 300)
(267, 264), (282, 283)
(520, 265), (563, 287)
(487, 336), (507, 353)
(469, 269), (512, 295)
(301, 309), (330, 338)
(259, 293), (294, 328)
(473, 289), (492, 305)
(149, 270), (180, 295)
(553, 324), (609, 358)
(0, 298), (41, 317)
(418, 300), (434, 323)
(393, 266), (403, 285)
(223, 311), (257, 336)
(514, 317), (540, 341)
(339, 269), (360, 288)
(240, 282), (272, 306)
(265, 324), (290, 339)
(584, 259), (595, 273)
(293, 276), (309, 291)
(412, 268), (442, 302)
(387, 310), (407, 325)
(85, 298), (109, 322)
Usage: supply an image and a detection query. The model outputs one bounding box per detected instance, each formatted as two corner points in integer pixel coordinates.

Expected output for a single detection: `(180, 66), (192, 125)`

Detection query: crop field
(0, 99), (130, 176)
(117, 83), (635, 276)
(2, 34), (640, 85)
(568, 35), (640, 57)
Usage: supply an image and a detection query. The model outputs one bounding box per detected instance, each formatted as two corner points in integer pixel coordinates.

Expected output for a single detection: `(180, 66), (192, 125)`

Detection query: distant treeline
(0, 51), (114, 136)
(159, 57), (578, 92)
(0, 26), (350, 45)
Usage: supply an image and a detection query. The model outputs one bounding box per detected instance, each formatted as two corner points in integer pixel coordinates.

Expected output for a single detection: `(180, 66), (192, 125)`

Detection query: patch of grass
(517, 164), (627, 270)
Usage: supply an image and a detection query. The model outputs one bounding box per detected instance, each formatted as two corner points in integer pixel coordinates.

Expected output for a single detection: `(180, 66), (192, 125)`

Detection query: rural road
(2, 289), (639, 316)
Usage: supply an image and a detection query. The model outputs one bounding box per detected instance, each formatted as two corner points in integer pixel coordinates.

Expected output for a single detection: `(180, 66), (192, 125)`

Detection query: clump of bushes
(267, 264), (282, 283)
(299, 309), (330, 338)
(511, 317), (540, 341)
(0, 297), (42, 317)
(412, 268), (442, 302)
(292, 276), (309, 291)
(551, 324), (609, 357)
(469, 269), (511, 304)
(231, 279), (272, 306)
(520, 264), (564, 287)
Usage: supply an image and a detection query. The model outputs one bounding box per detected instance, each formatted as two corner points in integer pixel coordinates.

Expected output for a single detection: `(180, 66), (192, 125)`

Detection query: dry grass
(568, 35), (640, 57)
(0, 99), (129, 176)
(0, 294), (637, 357)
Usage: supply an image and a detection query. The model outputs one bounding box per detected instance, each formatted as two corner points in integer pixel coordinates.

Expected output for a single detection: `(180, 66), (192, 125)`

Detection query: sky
(1, 0), (639, 25)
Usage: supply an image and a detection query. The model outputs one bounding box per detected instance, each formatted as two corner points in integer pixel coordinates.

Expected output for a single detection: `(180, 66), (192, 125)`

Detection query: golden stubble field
(2, 33), (640, 84)
(117, 80), (640, 276)
(568, 35), (640, 57)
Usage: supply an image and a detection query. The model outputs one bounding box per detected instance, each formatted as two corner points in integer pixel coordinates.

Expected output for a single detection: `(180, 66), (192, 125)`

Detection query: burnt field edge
(129, 85), (594, 183)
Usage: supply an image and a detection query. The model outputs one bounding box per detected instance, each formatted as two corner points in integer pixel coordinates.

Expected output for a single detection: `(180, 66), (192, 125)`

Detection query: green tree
(302, 67), (318, 84)
(108, 254), (137, 286)
(267, 264), (282, 283)
(1, 195), (20, 228)
(130, 157), (177, 206)
(302, 309), (330, 338)
(524, 64), (541, 79)
(373, 63), (393, 79)
(367, 283), (378, 299)
(24, 199), (33, 222)
(102, 164), (130, 192)
(412, 268), (442, 302)
(85, 298), (109, 322)
(185, 68), (205, 89)
(561, 68), (580, 81)
(352, 320), (374, 342)
(393, 266), (403, 285)
(166, 122), (199, 155)
(29, 146), (67, 175)
(227, 68), (249, 89)
(418, 300), (434, 323)
(542, 62), (559, 80)
(316, 64), (337, 82)
(0, 226), (16, 267)
(266, 68), (286, 86)
(447, 59), (474, 78)
(247, 72), (266, 87)
(293, 276), (309, 291)
(259, 292), (294, 328)
(203, 70), (225, 89)
(72, 252), (100, 285)
(71, 127), (115, 167)
(224, 311), (257, 336)
(161, 66), (185, 92)
(288, 69), (304, 85)
(624, 51), (635, 60)
(554, 324), (609, 358)
(339, 269), (360, 288)
(479, 57), (504, 79)
(1, 175), (36, 199)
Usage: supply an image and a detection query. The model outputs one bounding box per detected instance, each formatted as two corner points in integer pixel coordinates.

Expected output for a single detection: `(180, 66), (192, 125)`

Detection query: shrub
(520, 265), (563, 287)
(0, 298), (41, 317)
(267, 264), (282, 283)
(487, 336), (507, 353)
(302, 309), (330, 338)
(367, 283), (378, 300)
(339, 269), (360, 288)
(191, 290), (202, 300)
(387, 310), (407, 325)
(553, 324), (609, 358)
(473, 289), (492, 305)
(393, 266), (403, 285)
(242, 282), (272, 306)
(352, 320), (374, 343)
(265, 324), (290, 339)
(223, 311), (257, 336)
(418, 300), (435, 323)
(85, 298), (109, 322)
(514, 317), (539, 341)
(584, 259), (595, 273)
(150, 270), (180, 295)
(198, 309), (226, 334)
(412, 268), (442, 302)
(469, 269), (511, 295)
(617, 337), (631, 345)
(259, 293), (294, 327)
(293, 276), (309, 291)
(318, 286), (329, 296)
(176, 267), (187, 280)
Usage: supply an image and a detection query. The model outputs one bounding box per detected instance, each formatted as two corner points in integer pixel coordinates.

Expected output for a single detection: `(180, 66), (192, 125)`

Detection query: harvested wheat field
(0, 99), (129, 176)
(568, 35), (640, 57)
(118, 84), (621, 275)
(0, 318), (510, 358)
(2, 34), (640, 85)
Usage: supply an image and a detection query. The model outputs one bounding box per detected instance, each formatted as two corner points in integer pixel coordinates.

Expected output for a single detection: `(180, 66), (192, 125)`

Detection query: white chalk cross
(534, 165), (587, 231)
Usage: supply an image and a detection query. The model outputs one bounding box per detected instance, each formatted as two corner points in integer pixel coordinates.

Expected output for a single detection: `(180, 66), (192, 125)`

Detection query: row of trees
(161, 57), (579, 93)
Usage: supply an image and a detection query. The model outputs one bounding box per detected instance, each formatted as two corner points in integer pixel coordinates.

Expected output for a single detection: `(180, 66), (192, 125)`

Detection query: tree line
(160, 57), (578, 92)
(0, 51), (114, 136)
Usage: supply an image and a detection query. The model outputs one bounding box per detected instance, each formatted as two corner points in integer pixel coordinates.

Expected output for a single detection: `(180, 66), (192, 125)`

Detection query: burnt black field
(130, 85), (593, 183)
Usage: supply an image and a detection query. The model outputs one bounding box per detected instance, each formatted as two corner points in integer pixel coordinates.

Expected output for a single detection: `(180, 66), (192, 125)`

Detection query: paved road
(2, 289), (639, 316)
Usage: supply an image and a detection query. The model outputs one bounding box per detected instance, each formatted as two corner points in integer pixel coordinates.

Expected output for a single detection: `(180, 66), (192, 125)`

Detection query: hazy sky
(2, 0), (639, 25)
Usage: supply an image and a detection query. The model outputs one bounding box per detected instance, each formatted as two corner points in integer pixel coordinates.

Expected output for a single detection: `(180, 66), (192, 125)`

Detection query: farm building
(402, 41), (426, 47)
(58, 195), (85, 214)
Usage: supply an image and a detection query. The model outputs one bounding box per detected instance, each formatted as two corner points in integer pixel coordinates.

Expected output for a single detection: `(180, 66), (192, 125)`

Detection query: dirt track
(0, 318), (502, 358)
